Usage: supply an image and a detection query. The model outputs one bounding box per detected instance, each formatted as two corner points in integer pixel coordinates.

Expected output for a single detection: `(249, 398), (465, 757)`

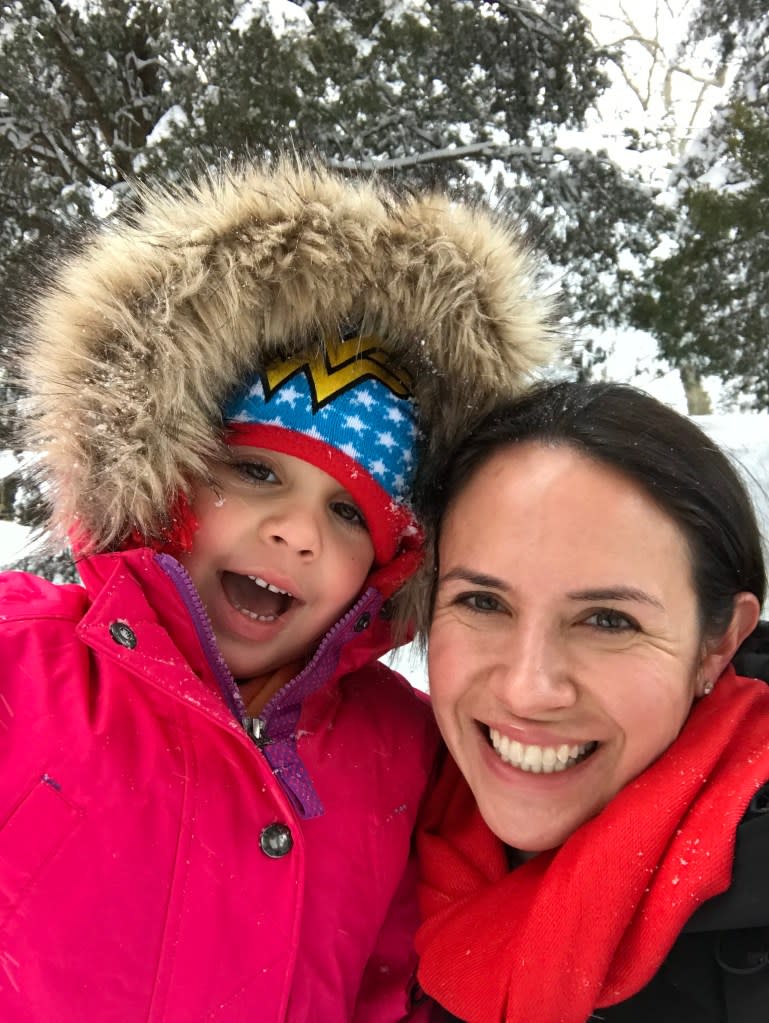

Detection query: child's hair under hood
(19, 157), (557, 617)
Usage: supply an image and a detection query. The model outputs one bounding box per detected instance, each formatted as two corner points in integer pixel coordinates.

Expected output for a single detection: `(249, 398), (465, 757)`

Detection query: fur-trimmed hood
(21, 158), (557, 561)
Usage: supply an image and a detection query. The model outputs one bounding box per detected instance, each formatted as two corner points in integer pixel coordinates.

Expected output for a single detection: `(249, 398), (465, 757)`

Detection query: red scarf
(416, 669), (769, 1023)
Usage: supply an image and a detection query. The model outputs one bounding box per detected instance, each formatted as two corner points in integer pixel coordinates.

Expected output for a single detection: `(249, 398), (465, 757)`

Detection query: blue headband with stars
(222, 341), (420, 563)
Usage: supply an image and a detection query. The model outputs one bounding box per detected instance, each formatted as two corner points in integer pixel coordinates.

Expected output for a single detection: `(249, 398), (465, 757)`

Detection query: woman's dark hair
(419, 381), (765, 649)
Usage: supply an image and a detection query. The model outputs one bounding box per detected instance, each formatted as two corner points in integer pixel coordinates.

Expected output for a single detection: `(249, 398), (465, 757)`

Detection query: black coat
(609, 627), (769, 1021)
(431, 784), (769, 1023)
(596, 781), (769, 1023)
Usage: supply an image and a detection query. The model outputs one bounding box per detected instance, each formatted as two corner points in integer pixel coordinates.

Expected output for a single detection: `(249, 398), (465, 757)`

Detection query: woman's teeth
(489, 727), (597, 773)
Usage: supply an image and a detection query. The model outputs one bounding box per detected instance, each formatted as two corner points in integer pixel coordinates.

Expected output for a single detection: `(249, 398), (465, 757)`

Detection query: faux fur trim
(20, 158), (558, 606)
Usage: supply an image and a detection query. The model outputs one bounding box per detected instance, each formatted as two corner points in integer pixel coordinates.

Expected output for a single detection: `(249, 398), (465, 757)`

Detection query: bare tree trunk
(679, 362), (712, 415)
(0, 474), (17, 520)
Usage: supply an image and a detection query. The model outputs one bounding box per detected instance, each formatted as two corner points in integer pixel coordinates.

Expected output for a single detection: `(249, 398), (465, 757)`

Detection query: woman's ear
(698, 592), (762, 696)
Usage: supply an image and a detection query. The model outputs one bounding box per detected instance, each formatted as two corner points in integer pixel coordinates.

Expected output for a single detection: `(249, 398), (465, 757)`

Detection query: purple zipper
(258, 587), (383, 732)
(155, 552), (246, 722)
(155, 552), (383, 820)
(253, 587), (383, 819)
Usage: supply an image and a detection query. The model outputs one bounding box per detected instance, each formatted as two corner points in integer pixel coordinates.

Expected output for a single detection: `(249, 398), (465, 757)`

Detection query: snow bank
(0, 521), (37, 569)
(697, 413), (769, 540)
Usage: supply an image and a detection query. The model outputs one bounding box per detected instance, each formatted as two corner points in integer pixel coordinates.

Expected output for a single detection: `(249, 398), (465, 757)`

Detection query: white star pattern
(276, 384), (302, 408)
(344, 415), (367, 433)
(226, 371), (419, 503)
(351, 390), (376, 410)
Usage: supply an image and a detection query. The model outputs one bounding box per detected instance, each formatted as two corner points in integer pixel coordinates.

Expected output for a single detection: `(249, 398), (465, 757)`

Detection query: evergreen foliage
(633, 0), (769, 406)
(0, 0), (664, 574)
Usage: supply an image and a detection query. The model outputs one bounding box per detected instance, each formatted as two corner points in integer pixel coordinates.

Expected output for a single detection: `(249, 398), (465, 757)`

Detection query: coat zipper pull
(244, 715), (268, 748)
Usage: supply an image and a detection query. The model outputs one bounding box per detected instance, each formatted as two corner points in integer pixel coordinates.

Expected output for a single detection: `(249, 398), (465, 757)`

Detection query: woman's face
(428, 442), (713, 853)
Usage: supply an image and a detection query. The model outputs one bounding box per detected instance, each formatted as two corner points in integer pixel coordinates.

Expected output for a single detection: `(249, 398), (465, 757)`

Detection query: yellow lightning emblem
(263, 335), (413, 411)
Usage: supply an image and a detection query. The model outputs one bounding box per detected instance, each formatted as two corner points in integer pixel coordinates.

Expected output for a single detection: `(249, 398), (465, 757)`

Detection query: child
(1, 159), (552, 1021)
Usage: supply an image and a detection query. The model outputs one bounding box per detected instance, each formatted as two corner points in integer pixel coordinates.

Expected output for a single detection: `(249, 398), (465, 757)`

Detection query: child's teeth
(233, 601), (277, 622)
(248, 575), (292, 596)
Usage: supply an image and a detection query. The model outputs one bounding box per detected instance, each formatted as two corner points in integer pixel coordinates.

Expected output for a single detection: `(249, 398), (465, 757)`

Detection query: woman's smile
(428, 441), (710, 853)
(486, 726), (598, 773)
(416, 380), (766, 1022)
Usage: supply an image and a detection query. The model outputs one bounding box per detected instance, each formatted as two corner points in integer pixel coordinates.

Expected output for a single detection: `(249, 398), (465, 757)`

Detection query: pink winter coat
(0, 546), (439, 1022)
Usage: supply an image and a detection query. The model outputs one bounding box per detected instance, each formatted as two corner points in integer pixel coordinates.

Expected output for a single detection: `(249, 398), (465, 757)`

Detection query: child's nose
(259, 504), (322, 558)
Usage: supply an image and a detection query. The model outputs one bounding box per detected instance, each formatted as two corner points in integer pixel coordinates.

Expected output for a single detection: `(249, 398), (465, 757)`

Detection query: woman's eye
(332, 501), (367, 529)
(233, 461), (276, 483)
(585, 609), (637, 631)
(457, 592), (505, 614)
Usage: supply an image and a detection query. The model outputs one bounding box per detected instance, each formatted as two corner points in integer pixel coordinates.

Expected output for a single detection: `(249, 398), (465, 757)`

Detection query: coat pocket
(0, 773), (83, 925)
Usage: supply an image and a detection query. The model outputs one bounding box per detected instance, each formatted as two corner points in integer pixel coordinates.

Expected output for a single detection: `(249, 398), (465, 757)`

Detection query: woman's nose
(488, 627), (576, 716)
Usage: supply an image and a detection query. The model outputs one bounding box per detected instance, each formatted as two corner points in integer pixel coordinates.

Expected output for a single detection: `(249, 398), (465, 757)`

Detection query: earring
(702, 680), (715, 696)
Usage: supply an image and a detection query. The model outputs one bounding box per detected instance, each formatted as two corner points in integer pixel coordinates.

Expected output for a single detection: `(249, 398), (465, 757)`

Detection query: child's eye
(233, 461), (277, 484)
(331, 501), (367, 529)
(584, 609), (638, 631)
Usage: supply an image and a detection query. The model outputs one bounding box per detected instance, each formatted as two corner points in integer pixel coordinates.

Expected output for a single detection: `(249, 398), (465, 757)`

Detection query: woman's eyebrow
(438, 567), (509, 590)
(438, 574), (665, 610)
(567, 587), (664, 610)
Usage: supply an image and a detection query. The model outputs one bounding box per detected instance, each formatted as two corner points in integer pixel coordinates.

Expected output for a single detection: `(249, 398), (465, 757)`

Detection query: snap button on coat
(260, 823), (293, 858)
(109, 621), (137, 649)
(353, 613), (371, 633)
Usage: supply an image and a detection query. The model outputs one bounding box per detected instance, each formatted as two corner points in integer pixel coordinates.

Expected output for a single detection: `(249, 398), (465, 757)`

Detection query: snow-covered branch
(327, 140), (612, 173)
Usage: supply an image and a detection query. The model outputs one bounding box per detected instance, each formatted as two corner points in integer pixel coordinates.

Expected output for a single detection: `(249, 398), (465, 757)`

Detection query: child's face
(180, 446), (375, 680)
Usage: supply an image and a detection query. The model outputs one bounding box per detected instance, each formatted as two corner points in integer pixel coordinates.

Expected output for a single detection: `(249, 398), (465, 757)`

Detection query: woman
(415, 381), (769, 1023)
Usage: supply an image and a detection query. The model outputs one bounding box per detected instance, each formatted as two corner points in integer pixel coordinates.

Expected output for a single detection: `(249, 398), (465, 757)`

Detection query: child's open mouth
(221, 571), (298, 622)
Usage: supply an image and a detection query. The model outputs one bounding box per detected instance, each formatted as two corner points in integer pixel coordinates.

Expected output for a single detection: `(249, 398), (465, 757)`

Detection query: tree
(0, 0), (664, 323)
(0, 0), (663, 570)
(631, 0), (769, 407)
(570, 0), (738, 409)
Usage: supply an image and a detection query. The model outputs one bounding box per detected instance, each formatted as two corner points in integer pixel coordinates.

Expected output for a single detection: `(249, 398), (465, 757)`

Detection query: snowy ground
(2, 413), (769, 694)
(0, 520), (41, 567)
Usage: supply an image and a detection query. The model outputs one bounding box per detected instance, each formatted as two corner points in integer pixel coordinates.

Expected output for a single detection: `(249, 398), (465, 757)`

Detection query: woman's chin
(467, 738), (609, 851)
